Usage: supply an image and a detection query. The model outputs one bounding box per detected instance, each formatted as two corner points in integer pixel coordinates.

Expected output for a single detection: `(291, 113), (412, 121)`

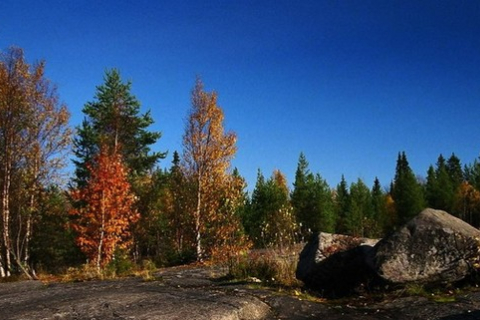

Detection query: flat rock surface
(0, 266), (270, 320)
(1, 265), (480, 319)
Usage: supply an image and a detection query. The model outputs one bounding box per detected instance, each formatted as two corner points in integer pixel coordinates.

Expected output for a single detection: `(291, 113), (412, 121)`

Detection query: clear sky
(1, 1), (479, 191)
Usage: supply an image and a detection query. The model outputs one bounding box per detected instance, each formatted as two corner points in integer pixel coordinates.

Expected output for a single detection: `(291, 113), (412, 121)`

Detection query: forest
(1, 46), (480, 279)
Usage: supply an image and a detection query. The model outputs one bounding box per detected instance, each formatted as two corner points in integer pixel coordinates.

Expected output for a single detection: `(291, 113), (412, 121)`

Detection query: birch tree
(0, 47), (70, 278)
(182, 78), (238, 262)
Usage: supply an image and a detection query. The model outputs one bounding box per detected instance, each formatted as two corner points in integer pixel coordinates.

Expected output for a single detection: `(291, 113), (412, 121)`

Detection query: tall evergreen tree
(425, 154), (461, 214)
(72, 69), (165, 187)
(291, 153), (335, 236)
(435, 155), (454, 211)
(334, 175), (350, 234)
(167, 151), (195, 261)
(425, 165), (438, 208)
(242, 170), (265, 244)
(371, 177), (388, 236)
(392, 152), (425, 225)
(244, 170), (297, 248)
(346, 179), (371, 237)
(309, 174), (336, 234)
(291, 153), (312, 234)
(446, 153), (464, 188)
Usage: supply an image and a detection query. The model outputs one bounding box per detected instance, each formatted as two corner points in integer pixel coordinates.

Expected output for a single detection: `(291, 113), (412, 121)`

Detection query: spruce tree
(425, 154), (460, 213)
(447, 153), (464, 188)
(434, 155), (454, 211)
(392, 152), (425, 225)
(310, 174), (336, 234)
(371, 177), (388, 236)
(291, 152), (310, 219)
(245, 170), (297, 247)
(291, 153), (335, 236)
(334, 175), (350, 234)
(291, 152), (312, 234)
(425, 165), (438, 208)
(347, 179), (371, 237)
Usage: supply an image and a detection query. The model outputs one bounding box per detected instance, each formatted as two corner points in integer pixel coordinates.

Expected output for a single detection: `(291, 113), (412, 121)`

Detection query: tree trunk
(195, 180), (203, 262)
(1, 163), (12, 277)
(0, 254), (5, 277)
(97, 191), (106, 274)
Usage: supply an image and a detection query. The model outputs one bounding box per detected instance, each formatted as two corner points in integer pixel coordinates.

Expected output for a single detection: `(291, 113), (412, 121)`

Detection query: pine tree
(72, 69), (164, 187)
(392, 152), (425, 225)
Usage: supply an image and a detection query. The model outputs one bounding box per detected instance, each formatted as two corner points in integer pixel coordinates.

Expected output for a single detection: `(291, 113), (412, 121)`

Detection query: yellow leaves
(181, 78), (248, 261)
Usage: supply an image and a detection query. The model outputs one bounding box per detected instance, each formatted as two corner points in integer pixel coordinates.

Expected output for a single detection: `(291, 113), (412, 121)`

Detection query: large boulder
(374, 208), (480, 285)
(296, 232), (380, 296)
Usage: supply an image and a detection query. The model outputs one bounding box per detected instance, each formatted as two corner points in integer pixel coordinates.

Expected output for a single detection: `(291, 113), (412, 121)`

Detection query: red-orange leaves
(70, 145), (139, 272)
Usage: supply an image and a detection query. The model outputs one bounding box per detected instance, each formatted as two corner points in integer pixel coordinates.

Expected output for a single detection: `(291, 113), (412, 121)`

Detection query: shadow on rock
(439, 310), (480, 320)
(296, 232), (382, 298)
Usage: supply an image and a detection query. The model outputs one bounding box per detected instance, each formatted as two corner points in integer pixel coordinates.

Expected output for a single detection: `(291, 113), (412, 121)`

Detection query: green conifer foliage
(244, 170), (297, 248)
(334, 175), (350, 234)
(346, 179), (372, 237)
(425, 154), (464, 214)
(291, 153), (335, 237)
(392, 152), (426, 225)
(371, 177), (388, 236)
(73, 69), (165, 186)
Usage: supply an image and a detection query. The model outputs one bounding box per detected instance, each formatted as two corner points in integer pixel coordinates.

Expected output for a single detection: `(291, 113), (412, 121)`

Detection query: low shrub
(228, 245), (301, 288)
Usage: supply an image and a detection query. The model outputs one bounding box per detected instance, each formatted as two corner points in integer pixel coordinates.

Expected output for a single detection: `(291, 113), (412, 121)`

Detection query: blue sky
(1, 1), (479, 191)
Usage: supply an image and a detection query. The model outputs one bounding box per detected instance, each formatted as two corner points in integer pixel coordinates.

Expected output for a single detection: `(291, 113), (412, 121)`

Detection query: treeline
(1, 46), (480, 278)
(243, 150), (480, 249)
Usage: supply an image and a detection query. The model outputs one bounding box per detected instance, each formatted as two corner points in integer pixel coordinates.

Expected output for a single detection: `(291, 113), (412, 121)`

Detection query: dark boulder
(374, 208), (480, 285)
(296, 232), (380, 296)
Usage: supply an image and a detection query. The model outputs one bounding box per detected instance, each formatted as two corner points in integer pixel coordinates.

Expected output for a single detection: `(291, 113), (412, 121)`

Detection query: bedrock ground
(1, 266), (480, 320)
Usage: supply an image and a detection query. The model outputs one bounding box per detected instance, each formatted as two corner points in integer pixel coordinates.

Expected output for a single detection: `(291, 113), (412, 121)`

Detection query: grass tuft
(227, 245), (302, 288)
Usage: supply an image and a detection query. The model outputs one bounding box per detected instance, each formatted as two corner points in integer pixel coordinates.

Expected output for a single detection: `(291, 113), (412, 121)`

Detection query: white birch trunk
(195, 179), (203, 262)
(2, 163), (12, 277)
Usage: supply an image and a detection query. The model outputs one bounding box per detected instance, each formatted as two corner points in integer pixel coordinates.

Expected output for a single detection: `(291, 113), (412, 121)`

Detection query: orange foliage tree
(70, 145), (139, 272)
(0, 47), (71, 278)
(455, 181), (480, 227)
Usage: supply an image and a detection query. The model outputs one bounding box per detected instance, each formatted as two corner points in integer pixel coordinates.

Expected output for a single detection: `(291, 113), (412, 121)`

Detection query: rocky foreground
(3, 209), (480, 319)
(1, 265), (480, 320)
